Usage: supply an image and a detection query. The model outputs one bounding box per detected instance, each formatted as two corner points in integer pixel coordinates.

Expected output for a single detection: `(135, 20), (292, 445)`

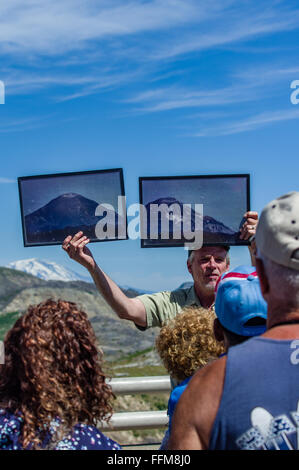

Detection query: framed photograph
(18, 168), (127, 247)
(139, 174), (250, 248)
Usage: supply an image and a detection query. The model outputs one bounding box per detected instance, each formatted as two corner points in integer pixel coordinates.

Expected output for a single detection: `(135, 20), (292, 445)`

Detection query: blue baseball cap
(215, 265), (267, 337)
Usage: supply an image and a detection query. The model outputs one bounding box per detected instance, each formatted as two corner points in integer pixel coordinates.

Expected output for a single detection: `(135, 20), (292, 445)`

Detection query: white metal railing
(101, 410), (168, 431)
(108, 375), (171, 395)
(99, 375), (171, 432)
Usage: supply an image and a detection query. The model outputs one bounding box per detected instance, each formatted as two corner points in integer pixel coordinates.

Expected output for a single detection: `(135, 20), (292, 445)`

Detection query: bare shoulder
(169, 355), (227, 450)
(126, 297), (147, 327)
(189, 355), (227, 424)
(191, 354), (227, 391)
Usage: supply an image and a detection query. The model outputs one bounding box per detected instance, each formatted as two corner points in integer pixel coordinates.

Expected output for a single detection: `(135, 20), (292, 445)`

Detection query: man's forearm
(88, 264), (147, 327)
(62, 232), (147, 326)
(248, 239), (256, 267)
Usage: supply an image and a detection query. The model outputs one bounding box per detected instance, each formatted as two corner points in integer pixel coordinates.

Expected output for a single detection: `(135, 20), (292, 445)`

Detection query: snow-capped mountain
(6, 258), (92, 283)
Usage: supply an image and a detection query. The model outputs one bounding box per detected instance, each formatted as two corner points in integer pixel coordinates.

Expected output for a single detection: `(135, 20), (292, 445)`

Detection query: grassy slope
(0, 311), (22, 340)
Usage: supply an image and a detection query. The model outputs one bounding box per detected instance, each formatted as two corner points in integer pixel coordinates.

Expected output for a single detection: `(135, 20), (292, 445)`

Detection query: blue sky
(0, 0), (298, 291)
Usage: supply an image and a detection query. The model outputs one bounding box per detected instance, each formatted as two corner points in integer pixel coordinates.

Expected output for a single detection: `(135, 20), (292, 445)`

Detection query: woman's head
(155, 306), (225, 382)
(0, 299), (114, 449)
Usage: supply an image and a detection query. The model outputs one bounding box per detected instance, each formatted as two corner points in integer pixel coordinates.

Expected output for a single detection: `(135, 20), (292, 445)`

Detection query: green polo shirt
(137, 285), (203, 329)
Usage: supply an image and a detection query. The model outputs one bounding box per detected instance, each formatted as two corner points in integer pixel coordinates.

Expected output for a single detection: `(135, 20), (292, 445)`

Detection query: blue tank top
(209, 336), (299, 450)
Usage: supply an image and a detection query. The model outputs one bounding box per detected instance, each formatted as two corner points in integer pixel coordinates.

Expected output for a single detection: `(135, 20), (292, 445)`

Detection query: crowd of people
(0, 191), (298, 450)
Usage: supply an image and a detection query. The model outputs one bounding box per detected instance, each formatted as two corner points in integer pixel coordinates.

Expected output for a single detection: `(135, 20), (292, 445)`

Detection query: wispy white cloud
(0, 0), (297, 106)
(148, 3), (299, 60)
(0, 66), (143, 102)
(234, 64), (299, 85)
(0, 0), (204, 56)
(0, 116), (51, 133)
(0, 0), (297, 61)
(195, 108), (299, 136)
(3, 73), (98, 94)
(55, 70), (141, 102)
(151, 11), (299, 60)
(0, 177), (15, 183)
(125, 80), (264, 113)
(1, 0), (299, 136)
(125, 60), (299, 116)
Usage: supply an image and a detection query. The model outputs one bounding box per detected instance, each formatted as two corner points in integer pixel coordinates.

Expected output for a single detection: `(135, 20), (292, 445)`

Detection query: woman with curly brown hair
(156, 306), (225, 449)
(0, 299), (121, 450)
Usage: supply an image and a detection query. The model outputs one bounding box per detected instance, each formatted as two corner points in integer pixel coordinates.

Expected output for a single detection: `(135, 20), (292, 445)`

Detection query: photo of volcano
(18, 169), (127, 247)
(139, 174), (250, 248)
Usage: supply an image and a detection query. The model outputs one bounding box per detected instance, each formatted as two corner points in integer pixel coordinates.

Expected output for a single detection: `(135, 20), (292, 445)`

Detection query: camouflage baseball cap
(255, 191), (299, 270)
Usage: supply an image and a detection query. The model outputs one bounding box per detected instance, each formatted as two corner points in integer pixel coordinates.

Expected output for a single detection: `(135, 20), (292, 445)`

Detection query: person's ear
(225, 259), (230, 272)
(213, 318), (224, 342)
(187, 259), (192, 275)
(255, 257), (270, 297)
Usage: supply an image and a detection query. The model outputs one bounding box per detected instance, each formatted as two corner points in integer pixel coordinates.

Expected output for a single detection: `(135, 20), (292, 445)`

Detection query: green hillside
(0, 310), (22, 340)
(0, 267), (46, 309)
(0, 266), (161, 361)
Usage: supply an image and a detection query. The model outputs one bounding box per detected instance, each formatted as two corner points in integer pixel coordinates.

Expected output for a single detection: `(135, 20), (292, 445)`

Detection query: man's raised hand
(62, 231), (96, 271)
(239, 211), (258, 240)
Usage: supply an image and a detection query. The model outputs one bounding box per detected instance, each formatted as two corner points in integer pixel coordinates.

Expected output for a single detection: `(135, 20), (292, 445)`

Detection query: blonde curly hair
(155, 306), (225, 382)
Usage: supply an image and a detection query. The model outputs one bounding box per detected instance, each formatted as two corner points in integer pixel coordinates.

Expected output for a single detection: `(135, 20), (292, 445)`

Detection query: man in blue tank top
(168, 191), (299, 450)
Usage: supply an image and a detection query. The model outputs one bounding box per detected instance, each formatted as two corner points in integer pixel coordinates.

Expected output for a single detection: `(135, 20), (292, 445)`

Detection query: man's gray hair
(188, 246), (230, 264)
(257, 248), (299, 309)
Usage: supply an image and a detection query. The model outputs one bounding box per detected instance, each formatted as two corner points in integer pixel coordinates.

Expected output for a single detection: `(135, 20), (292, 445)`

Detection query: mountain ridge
(0, 265), (160, 360)
(6, 258), (156, 294)
(7, 258), (92, 282)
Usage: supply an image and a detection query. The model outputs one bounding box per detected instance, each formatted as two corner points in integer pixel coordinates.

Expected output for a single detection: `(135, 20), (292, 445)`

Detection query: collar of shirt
(188, 285), (215, 311)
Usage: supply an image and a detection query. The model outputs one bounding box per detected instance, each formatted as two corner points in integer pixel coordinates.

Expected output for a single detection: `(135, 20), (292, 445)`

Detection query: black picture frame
(18, 168), (128, 247)
(139, 173), (250, 248)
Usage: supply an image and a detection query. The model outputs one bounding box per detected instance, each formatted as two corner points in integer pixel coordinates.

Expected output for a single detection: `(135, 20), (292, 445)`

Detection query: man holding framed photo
(62, 211), (258, 330)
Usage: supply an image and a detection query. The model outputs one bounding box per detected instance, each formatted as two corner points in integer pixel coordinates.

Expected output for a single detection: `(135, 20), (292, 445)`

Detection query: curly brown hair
(155, 306), (225, 382)
(0, 299), (114, 449)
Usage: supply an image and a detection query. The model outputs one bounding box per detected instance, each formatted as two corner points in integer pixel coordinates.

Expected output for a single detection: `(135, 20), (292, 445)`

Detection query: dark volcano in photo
(24, 193), (124, 244)
(142, 196), (242, 246)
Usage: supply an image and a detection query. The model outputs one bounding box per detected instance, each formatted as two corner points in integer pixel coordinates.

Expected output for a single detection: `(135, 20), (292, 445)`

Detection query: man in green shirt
(62, 211), (258, 330)
(137, 245), (230, 329)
